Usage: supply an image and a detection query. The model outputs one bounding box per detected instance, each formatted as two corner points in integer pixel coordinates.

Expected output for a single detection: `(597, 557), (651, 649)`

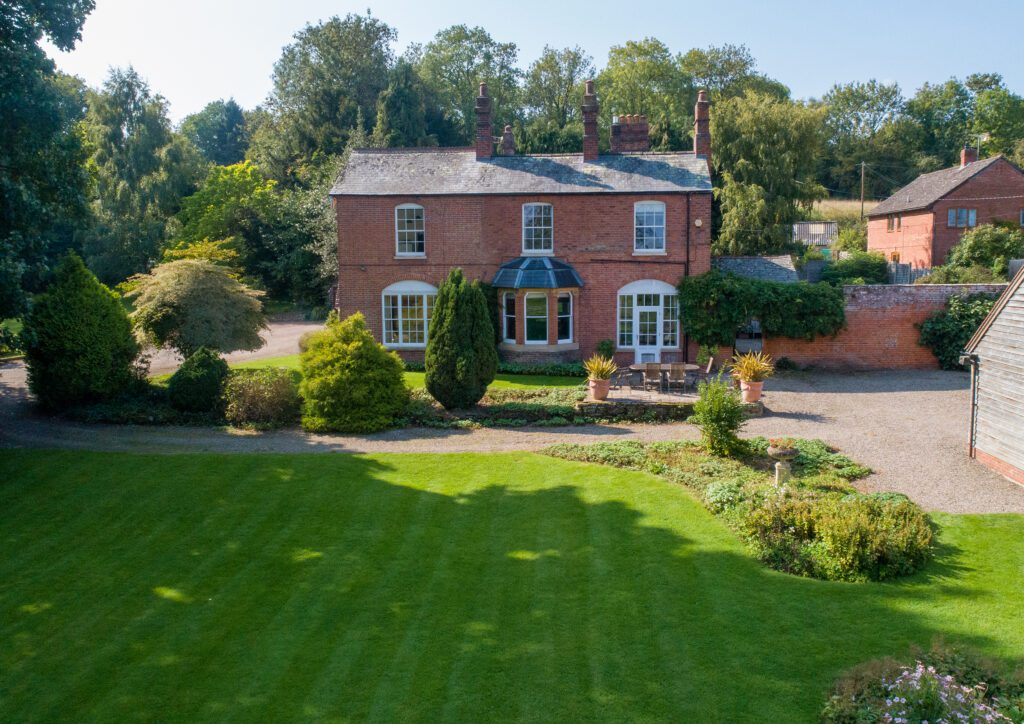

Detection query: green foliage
(81, 67), (207, 283)
(678, 270), (846, 346)
(248, 12), (396, 184)
(424, 268), (498, 410)
(416, 25), (522, 144)
(299, 312), (408, 433)
(223, 367), (300, 428)
(167, 347), (229, 413)
(820, 251), (888, 285)
(711, 91), (826, 254)
(0, 1), (93, 317)
(179, 99), (248, 165)
(371, 60), (437, 147)
(822, 641), (1024, 722)
(595, 339), (616, 359)
(128, 259), (267, 357)
(522, 45), (593, 127)
(689, 376), (746, 456)
(914, 264), (1000, 284)
(946, 223), (1024, 277)
(582, 354), (616, 380)
(918, 292), (998, 370)
(21, 253), (139, 410)
(680, 44), (785, 100)
(834, 226), (867, 253)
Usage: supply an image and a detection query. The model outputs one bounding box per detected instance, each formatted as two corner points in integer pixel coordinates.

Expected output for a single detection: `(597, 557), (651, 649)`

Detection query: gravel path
(2, 351), (1022, 513)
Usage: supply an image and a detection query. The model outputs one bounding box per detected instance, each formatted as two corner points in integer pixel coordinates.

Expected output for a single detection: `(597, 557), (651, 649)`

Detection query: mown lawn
(230, 354), (583, 389)
(1, 450), (1022, 721)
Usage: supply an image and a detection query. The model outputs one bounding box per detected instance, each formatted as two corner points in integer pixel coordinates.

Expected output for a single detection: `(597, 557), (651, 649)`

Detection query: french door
(618, 289), (680, 364)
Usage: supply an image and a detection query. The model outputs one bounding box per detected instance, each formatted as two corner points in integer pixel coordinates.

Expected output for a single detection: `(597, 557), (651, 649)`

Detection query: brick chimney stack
(582, 79), (599, 162)
(693, 89), (711, 163)
(500, 125), (516, 155)
(475, 82), (493, 160)
(961, 145), (978, 167)
(610, 114), (650, 153)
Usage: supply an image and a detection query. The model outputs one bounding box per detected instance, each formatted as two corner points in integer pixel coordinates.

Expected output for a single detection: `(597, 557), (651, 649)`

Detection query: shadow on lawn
(0, 450), (1001, 722)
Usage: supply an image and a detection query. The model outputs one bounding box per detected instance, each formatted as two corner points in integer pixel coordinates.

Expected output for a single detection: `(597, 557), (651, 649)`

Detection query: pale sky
(46, 0), (1024, 123)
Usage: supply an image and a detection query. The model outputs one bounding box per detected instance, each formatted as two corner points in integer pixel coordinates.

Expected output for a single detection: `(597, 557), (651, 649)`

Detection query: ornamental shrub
(820, 250), (888, 285)
(299, 312), (408, 433)
(914, 264), (1000, 284)
(918, 292), (998, 370)
(678, 270), (845, 347)
(167, 347), (229, 413)
(688, 376), (747, 456)
(425, 268), (498, 409)
(224, 368), (300, 427)
(946, 223), (1024, 277)
(21, 253), (140, 410)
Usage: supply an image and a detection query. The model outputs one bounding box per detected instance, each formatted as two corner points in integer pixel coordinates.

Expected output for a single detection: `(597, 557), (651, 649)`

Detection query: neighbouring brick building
(330, 81), (713, 365)
(867, 149), (1024, 268)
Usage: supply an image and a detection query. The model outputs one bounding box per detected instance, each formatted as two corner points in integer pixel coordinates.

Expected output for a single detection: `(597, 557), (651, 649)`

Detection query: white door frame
(618, 280), (678, 365)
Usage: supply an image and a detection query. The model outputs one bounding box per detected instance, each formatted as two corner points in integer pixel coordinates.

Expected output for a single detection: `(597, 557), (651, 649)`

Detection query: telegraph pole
(860, 161), (866, 220)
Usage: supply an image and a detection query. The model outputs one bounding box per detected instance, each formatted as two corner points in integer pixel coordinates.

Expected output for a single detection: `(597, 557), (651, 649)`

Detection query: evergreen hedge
(21, 253), (139, 409)
(167, 347), (229, 412)
(678, 270), (846, 347)
(425, 268), (498, 409)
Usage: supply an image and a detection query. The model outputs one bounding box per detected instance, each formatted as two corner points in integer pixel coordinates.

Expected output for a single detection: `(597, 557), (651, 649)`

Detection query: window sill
(632, 250), (667, 256)
(500, 342), (579, 353)
(394, 254), (426, 259)
(384, 343), (426, 349)
(521, 250), (555, 256)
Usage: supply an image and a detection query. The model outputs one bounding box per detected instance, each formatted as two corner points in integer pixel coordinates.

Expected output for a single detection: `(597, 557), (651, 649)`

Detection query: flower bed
(542, 438), (934, 582)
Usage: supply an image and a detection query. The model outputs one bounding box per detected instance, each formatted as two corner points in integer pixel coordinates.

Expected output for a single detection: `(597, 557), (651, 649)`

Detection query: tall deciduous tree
(82, 67), (206, 283)
(678, 44), (787, 100)
(523, 45), (594, 127)
(904, 78), (974, 168)
(416, 25), (522, 143)
(0, 0), (94, 317)
(712, 91), (826, 254)
(248, 12), (395, 183)
(597, 38), (694, 150)
(180, 99), (249, 165)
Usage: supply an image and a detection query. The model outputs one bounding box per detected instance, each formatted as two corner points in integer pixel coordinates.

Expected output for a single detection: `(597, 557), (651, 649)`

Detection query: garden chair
(643, 363), (663, 392)
(609, 367), (632, 391)
(691, 357), (715, 388)
(666, 364), (689, 394)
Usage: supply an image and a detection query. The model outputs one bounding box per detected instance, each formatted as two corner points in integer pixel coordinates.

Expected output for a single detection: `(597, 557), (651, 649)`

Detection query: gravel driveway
(1, 349), (1022, 513)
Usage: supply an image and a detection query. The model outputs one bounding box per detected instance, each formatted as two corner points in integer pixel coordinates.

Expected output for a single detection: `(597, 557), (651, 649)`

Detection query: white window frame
(381, 280), (437, 348)
(1019, 209), (1024, 227)
(633, 201), (666, 254)
(522, 203), (554, 255)
(395, 203), (425, 257)
(502, 292), (517, 343)
(556, 293), (572, 343)
(616, 279), (680, 352)
(524, 292), (549, 344)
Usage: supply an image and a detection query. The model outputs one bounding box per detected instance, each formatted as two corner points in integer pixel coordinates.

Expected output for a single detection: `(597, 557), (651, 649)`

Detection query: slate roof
(491, 256), (584, 289)
(330, 148), (712, 196)
(713, 255), (798, 283)
(867, 156), (1006, 217)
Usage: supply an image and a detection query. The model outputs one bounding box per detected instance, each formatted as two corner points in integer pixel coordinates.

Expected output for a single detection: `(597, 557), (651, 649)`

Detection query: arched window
(522, 203), (553, 254)
(634, 201), (666, 253)
(617, 280), (679, 360)
(382, 280), (437, 347)
(395, 204), (425, 256)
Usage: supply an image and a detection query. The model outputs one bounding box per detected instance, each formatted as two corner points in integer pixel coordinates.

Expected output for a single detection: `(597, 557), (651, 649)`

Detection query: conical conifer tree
(424, 268), (498, 409)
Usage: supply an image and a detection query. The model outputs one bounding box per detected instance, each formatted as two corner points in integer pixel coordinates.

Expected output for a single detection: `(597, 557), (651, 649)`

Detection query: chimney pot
(500, 125), (515, 155)
(582, 78), (599, 161)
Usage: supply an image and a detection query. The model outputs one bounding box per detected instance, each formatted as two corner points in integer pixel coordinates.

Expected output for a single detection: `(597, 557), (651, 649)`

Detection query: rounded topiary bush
(167, 347), (229, 412)
(21, 253), (140, 410)
(299, 312), (408, 433)
(425, 268), (498, 410)
(224, 368), (300, 428)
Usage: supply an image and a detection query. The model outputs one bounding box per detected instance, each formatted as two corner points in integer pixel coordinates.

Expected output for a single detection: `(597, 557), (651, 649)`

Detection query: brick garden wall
(763, 283), (1006, 370)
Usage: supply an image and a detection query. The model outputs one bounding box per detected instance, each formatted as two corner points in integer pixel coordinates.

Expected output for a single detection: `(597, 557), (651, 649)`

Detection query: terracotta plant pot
(740, 380), (764, 403)
(588, 378), (611, 401)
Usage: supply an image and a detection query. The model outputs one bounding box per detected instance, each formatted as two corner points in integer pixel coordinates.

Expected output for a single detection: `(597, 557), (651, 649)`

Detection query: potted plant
(730, 351), (774, 403)
(766, 437), (800, 461)
(583, 354), (617, 401)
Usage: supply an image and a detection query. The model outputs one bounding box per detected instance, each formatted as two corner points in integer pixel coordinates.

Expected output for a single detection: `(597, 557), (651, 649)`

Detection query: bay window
(503, 292), (517, 343)
(524, 294), (548, 343)
(557, 293), (572, 342)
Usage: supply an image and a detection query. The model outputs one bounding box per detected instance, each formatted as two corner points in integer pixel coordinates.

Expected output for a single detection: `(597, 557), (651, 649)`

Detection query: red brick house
(330, 81), (713, 365)
(867, 149), (1024, 268)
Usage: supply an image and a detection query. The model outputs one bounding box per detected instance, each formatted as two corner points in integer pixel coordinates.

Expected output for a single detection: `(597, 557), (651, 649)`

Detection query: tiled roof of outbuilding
(714, 255), (799, 283)
(491, 256), (584, 289)
(330, 148), (711, 196)
(867, 156), (1007, 216)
